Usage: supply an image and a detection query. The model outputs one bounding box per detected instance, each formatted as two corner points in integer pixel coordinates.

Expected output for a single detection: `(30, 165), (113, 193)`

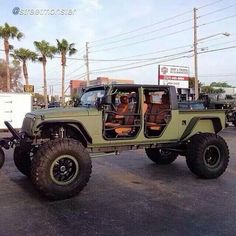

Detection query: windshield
(79, 89), (105, 107)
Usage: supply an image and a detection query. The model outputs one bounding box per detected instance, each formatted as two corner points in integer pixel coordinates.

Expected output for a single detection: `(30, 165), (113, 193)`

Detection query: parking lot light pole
(198, 32), (230, 42)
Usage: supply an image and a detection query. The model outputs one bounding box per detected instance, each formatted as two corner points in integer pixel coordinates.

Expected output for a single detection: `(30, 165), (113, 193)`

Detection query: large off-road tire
(0, 148), (5, 169)
(14, 146), (32, 177)
(186, 133), (229, 179)
(31, 139), (92, 200)
(145, 148), (178, 165)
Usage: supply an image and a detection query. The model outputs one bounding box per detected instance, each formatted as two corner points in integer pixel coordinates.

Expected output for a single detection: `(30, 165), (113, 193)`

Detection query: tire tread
(31, 138), (92, 200)
(186, 133), (229, 179)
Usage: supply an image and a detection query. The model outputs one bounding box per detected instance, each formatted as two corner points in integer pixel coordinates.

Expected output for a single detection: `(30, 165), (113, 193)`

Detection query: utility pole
(85, 42), (90, 86)
(193, 7), (199, 100)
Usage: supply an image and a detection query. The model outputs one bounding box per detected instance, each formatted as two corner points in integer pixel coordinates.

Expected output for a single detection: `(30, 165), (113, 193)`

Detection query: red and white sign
(158, 65), (189, 88)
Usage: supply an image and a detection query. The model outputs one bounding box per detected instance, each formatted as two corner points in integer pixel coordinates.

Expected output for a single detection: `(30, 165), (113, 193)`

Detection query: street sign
(158, 65), (189, 89)
(24, 85), (34, 93)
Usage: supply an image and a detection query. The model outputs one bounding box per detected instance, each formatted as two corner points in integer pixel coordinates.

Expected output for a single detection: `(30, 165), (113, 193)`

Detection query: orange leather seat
(143, 94), (151, 114)
(113, 127), (132, 135)
(146, 94), (170, 131)
(105, 95), (129, 127)
(146, 103), (162, 131)
(105, 95), (133, 135)
(116, 95), (129, 114)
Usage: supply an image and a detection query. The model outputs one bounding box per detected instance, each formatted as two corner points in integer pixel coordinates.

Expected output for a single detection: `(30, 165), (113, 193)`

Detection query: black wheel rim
(50, 155), (79, 185)
(203, 145), (221, 168)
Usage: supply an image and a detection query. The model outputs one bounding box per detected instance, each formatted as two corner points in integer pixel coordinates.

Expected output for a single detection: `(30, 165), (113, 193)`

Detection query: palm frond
(16, 32), (23, 40)
(0, 23), (23, 41)
(69, 48), (77, 56)
(34, 40), (57, 59)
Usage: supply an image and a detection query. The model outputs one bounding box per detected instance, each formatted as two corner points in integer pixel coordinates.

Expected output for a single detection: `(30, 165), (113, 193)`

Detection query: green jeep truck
(0, 84), (229, 200)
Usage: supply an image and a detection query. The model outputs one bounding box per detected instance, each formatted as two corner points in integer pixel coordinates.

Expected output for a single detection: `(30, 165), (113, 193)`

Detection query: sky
(0, 0), (235, 95)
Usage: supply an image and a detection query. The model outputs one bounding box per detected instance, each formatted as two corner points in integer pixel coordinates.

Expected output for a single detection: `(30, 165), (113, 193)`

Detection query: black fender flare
(37, 120), (92, 145)
(180, 117), (223, 141)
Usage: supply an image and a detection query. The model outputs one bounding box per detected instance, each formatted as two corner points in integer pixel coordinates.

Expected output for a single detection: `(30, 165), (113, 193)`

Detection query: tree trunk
(61, 65), (65, 105)
(4, 38), (10, 92)
(22, 61), (29, 86)
(61, 54), (66, 105)
(42, 59), (48, 108)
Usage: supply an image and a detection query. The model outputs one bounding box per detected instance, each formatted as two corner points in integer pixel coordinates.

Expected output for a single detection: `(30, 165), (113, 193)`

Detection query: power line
(91, 18), (192, 47)
(91, 44), (192, 61)
(53, 55), (84, 61)
(90, 0), (224, 44)
(199, 39), (236, 49)
(200, 73), (236, 76)
(197, 33), (236, 45)
(91, 14), (236, 53)
(199, 74), (236, 77)
(198, 45), (236, 54)
(90, 55), (191, 74)
(198, 14), (236, 27)
(198, 3), (236, 18)
(89, 45), (236, 74)
(44, 44), (192, 62)
(67, 72), (87, 80)
(90, 50), (193, 73)
(66, 59), (79, 67)
(91, 3), (236, 48)
(90, 10), (192, 44)
(197, 0), (224, 9)
(1, 45), (192, 63)
(76, 74), (87, 80)
(76, 46), (85, 53)
(66, 63), (85, 76)
(91, 27), (193, 53)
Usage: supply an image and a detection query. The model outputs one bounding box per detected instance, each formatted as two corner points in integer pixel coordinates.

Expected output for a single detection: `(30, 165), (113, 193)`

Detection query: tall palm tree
(56, 39), (77, 104)
(0, 23), (23, 92)
(34, 40), (57, 108)
(10, 48), (38, 86)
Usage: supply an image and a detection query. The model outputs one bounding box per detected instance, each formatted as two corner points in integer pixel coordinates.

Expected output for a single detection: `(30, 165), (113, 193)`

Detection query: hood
(27, 107), (100, 119)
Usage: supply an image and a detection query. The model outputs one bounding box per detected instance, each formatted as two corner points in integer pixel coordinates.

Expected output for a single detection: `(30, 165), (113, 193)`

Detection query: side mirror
(74, 98), (81, 107)
(95, 95), (112, 110)
(95, 97), (103, 110)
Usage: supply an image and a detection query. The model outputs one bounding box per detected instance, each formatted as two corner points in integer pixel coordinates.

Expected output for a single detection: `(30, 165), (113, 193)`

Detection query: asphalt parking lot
(0, 127), (236, 236)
